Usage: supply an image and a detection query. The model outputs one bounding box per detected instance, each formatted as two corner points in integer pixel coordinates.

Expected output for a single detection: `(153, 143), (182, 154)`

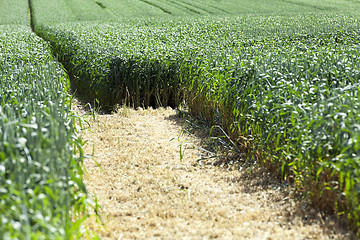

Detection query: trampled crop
(36, 14), (360, 231)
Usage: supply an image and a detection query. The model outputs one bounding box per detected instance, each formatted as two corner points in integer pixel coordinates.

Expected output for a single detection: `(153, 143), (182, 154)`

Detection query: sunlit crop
(36, 14), (360, 231)
(0, 25), (90, 239)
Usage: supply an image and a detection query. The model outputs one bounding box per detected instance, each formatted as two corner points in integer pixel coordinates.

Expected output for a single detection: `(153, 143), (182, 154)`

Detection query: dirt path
(79, 106), (353, 239)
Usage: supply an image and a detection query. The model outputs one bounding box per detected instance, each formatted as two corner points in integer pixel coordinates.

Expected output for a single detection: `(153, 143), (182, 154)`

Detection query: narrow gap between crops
(74, 101), (355, 239)
(138, 0), (173, 15)
(27, 0), (86, 111)
(27, 0), (34, 31)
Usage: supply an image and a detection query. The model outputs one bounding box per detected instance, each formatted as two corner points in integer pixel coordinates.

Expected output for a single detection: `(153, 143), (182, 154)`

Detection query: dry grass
(76, 104), (354, 240)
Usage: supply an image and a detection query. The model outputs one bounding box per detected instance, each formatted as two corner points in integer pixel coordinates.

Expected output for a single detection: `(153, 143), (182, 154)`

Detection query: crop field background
(2, 0), (360, 238)
(0, 0), (29, 25)
(29, 0), (360, 23)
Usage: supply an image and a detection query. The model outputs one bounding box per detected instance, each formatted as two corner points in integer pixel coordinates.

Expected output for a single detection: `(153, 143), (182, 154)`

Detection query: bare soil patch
(78, 105), (353, 239)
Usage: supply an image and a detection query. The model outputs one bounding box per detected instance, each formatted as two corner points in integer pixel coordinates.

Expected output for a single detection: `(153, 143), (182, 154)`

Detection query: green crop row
(0, 25), (91, 239)
(35, 14), (360, 232)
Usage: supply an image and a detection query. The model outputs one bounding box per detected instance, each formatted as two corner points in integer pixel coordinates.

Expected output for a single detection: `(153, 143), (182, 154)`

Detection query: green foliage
(0, 25), (91, 239)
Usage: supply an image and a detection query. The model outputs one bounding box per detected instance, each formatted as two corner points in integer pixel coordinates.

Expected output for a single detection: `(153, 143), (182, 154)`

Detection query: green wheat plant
(0, 25), (93, 239)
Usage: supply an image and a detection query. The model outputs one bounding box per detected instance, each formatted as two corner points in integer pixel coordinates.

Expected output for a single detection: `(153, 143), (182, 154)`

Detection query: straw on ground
(80, 106), (353, 239)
